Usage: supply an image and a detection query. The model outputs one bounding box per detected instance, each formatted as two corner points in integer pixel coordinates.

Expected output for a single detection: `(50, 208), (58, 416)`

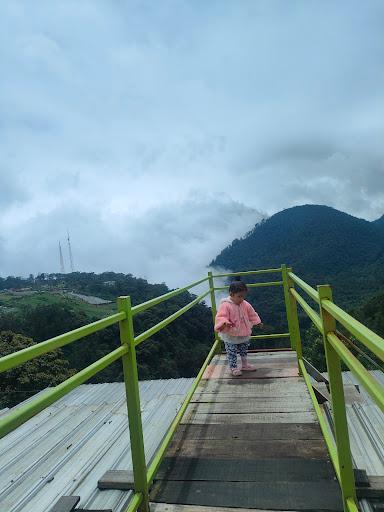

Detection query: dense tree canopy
(0, 272), (214, 407)
(0, 331), (75, 408)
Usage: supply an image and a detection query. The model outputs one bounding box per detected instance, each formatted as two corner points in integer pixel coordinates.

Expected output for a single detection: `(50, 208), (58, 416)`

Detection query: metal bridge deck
(150, 350), (343, 511)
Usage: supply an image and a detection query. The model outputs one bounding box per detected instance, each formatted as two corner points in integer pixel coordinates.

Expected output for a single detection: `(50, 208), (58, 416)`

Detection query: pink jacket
(214, 297), (261, 337)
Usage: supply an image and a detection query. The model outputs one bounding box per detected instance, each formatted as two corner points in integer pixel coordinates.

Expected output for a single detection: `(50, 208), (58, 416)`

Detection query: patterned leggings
(224, 342), (250, 369)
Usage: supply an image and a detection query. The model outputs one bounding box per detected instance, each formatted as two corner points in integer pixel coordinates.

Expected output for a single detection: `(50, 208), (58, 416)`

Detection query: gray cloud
(0, 192), (262, 286)
(0, 0), (383, 284)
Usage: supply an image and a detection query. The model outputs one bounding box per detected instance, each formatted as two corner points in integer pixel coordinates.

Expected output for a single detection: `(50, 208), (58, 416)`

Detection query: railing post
(118, 296), (149, 512)
(208, 271), (221, 354)
(317, 285), (356, 511)
(281, 265), (302, 360)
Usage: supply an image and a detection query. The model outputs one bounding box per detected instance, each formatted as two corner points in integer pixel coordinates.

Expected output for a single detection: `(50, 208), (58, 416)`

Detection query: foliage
(0, 273), (214, 407)
(301, 325), (327, 371)
(211, 204), (384, 309)
(2, 204), (384, 408)
(211, 205), (384, 338)
(0, 331), (76, 408)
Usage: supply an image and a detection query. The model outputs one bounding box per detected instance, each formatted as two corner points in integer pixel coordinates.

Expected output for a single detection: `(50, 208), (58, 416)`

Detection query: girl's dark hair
(229, 279), (248, 294)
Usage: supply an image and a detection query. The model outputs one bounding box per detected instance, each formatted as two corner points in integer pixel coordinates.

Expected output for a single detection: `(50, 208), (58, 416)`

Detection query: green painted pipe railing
(284, 270), (384, 512)
(0, 265), (383, 512)
(0, 312), (125, 373)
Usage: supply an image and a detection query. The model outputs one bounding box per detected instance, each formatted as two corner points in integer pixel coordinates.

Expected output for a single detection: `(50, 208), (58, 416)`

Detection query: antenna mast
(67, 231), (75, 273)
(59, 242), (66, 274)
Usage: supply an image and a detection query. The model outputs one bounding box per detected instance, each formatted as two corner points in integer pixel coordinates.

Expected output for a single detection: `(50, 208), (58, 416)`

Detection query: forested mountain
(353, 292), (384, 338)
(2, 206), (383, 408)
(0, 272), (213, 407)
(211, 205), (384, 308)
(373, 214), (384, 228)
(210, 204), (384, 355)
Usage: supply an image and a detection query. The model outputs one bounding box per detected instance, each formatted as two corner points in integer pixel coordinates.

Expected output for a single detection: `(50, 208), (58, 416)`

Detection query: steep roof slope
(0, 379), (193, 512)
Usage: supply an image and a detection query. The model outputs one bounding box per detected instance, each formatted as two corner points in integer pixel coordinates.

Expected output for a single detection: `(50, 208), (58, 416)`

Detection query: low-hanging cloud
(0, 0), (383, 284)
(0, 192), (262, 287)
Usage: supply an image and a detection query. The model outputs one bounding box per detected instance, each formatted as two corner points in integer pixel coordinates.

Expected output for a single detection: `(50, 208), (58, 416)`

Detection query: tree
(0, 331), (76, 408)
(302, 325), (327, 371)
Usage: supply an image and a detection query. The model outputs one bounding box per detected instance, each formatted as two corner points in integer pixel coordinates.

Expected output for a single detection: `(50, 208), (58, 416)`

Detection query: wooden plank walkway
(150, 351), (343, 511)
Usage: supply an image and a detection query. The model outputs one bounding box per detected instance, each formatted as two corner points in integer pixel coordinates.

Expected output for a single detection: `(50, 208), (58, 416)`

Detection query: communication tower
(59, 242), (66, 274)
(67, 231), (75, 273)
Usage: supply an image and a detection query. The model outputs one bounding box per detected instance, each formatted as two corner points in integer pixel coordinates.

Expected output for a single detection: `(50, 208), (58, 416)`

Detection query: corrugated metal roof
(0, 379), (194, 512)
(2, 370), (382, 511)
(318, 371), (384, 512)
(320, 371), (384, 478)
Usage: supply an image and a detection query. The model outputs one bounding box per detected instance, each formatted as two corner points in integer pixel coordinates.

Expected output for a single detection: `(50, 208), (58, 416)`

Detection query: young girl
(214, 280), (263, 376)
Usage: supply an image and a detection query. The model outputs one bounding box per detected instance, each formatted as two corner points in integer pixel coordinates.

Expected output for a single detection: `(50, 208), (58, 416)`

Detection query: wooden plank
(191, 395), (312, 404)
(214, 350), (296, 359)
(213, 353), (297, 363)
(208, 361), (298, 369)
(202, 365), (299, 380)
(171, 423), (324, 442)
(315, 382), (364, 404)
(197, 376), (303, 389)
(150, 503), (298, 512)
(196, 380), (306, 395)
(185, 402), (313, 414)
(98, 469), (134, 490)
(50, 496), (80, 512)
(353, 468), (369, 487)
(182, 411), (317, 425)
(312, 384), (329, 404)
(212, 359), (298, 367)
(166, 439), (329, 460)
(302, 358), (329, 384)
(150, 480), (343, 510)
(155, 457), (336, 482)
(356, 476), (384, 499)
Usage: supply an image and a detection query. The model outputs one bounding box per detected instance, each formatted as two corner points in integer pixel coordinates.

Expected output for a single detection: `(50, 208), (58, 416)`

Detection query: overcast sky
(1, 1), (383, 287)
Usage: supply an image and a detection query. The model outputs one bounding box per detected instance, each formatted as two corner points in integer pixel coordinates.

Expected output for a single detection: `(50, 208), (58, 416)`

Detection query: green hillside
(373, 214), (384, 228)
(210, 204), (384, 352)
(0, 272), (213, 407)
(211, 204), (384, 307)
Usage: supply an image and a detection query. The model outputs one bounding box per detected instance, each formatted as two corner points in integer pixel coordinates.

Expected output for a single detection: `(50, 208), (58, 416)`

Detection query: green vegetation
(211, 205), (384, 307)
(211, 204), (384, 363)
(0, 272), (213, 407)
(0, 331), (75, 408)
(2, 204), (383, 408)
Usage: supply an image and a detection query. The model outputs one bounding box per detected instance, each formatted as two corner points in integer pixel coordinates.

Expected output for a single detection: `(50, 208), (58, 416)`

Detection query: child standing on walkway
(214, 280), (263, 376)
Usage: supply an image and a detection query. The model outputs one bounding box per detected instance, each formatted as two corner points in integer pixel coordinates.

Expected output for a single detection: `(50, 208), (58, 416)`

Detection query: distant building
(67, 292), (113, 306)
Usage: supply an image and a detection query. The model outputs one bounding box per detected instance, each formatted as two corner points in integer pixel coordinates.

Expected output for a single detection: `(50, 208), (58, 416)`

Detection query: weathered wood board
(185, 401), (313, 414)
(150, 350), (342, 511)
(165, 438), (328, 459)
(181, 411), (317, 424)
(202, 365), (299, 380)
(155, 457), (335, 481)
(170, 423), (324, 442)
(191, 394), (312, 404)
(150, 503), (297, 512)
(150, 480), (343, 510)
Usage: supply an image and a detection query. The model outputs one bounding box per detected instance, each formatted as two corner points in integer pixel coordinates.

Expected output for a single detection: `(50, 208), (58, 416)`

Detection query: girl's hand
(220, 321), (235, 330)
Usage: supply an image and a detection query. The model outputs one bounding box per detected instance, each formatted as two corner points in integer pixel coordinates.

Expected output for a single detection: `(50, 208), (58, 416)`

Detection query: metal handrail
(132, 276), (209, 316)
(0, 312), (125, 373)
(1, 265), (383, 512)
(322, 299), (384, 361)
(283, 271), (384, 512)
(213, 267), (282, 278)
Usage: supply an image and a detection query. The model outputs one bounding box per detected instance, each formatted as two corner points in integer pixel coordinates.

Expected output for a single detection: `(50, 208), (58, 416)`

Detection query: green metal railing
(285, 267), (384, 512)
(0, 265), (383, 512)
